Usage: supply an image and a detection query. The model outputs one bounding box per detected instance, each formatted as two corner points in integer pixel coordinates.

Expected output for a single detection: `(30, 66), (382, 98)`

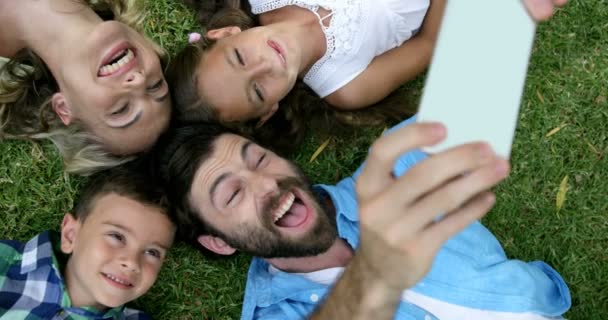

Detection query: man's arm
(310, 122), (510, 319)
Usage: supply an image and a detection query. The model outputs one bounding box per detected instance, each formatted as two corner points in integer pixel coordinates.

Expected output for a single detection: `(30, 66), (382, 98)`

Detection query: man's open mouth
(271, 190), (310, 228)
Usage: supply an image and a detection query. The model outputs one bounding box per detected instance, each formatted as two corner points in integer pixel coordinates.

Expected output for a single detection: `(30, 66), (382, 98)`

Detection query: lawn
(1, 0), (606, 318)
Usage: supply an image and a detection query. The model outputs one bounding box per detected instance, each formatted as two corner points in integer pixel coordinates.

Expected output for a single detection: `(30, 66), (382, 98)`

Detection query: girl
(0, 0), (172, 175)
(168, 0), (443, 152)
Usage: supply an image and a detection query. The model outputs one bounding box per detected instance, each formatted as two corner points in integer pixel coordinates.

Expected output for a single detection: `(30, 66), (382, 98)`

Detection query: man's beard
(210, 172), (338, 259)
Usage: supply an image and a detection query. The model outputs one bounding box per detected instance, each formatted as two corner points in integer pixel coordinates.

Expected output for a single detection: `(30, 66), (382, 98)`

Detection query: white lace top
(249, 0), (430, 97)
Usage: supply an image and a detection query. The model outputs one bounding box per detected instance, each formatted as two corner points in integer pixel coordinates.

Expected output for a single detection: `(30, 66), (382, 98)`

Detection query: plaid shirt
(0, 231), (150, 320)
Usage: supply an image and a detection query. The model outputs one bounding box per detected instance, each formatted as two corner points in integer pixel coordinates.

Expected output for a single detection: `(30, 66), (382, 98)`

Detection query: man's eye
(256, 154), (266, 168)
(235, 49), (245, 66)
(147, 79), (164, 92)
(254, 83), (264, 102)
(227, 188), (241, 205)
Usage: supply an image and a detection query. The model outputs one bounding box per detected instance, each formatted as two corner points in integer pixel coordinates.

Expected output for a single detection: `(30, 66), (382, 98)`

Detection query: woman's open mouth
(98, 45), (137, 77)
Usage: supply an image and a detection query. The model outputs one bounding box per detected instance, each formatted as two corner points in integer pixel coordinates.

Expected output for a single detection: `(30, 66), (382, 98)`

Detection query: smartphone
(417, 0), (536, 159)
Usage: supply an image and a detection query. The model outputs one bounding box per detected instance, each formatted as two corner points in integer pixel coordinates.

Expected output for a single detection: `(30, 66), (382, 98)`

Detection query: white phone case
(417, 0), (536, 158)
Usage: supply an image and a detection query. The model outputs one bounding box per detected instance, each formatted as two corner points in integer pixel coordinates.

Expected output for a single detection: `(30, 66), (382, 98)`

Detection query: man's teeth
(99, 49), (134, 76)
(104, 273), (132, 286)
(273, 192), (295, 223)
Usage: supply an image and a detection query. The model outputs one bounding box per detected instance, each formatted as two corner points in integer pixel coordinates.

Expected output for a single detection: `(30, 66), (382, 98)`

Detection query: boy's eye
(235, 48), (245, 66)
(146, 249), (162, 259)
(108, 232), (125, 243)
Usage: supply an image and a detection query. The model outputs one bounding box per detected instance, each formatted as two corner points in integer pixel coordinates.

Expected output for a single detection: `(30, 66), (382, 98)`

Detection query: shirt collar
(20, 230), (56, 274)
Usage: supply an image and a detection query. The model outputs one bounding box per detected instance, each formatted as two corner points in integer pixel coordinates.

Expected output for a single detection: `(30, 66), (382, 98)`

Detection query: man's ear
(197, 235), (237, 255)
(256, 103), (279, 128)
(206, 26), (242, 40)
(60, 213), (80, 254)
(51, 93), (72, 126)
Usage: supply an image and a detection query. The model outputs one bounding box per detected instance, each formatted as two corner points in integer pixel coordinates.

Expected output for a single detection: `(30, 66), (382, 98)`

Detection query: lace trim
(250, 0), (365, 84)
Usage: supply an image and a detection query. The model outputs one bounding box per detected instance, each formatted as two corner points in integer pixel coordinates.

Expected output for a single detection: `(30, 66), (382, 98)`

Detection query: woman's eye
(227, 188), (241, 205)
(147, 79), (164, 92)
(254, 83), (264, 102)
(256, 153), (266, 168)
(235, 49), (245, 66)
(112, 104), (129, 116)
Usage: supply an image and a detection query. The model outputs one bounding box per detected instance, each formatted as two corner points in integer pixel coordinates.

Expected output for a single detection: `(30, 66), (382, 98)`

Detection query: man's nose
(251, 172), (279, 199)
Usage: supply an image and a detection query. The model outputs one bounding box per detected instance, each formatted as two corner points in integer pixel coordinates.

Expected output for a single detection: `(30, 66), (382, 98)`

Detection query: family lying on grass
(0, 0), (572, 319)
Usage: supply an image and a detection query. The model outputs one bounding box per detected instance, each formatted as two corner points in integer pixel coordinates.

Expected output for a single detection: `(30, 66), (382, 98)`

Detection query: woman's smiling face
(53, 21), (172, 155)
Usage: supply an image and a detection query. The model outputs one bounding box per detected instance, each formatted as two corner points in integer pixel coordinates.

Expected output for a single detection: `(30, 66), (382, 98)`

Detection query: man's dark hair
(73, 165), (171, 223)
(154, 121), (240, 247)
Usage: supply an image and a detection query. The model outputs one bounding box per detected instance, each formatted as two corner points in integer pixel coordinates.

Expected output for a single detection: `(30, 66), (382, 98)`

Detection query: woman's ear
(51, 93), (72, 125)
(60, 213), (80, 254)
(206, 26), (242, 40)
(197, 235), (237, 255)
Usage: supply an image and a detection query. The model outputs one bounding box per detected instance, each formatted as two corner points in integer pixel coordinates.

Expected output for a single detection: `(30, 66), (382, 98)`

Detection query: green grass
(1, 0), (606, 318)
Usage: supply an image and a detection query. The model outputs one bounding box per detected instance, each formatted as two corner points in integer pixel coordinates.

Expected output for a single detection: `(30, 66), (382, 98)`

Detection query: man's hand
(523, 0), (568, 21)
(355, 122), (510, 293)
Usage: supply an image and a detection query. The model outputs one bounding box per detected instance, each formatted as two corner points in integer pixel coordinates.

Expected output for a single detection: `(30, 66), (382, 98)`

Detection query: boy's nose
(120, 253), (141, 273)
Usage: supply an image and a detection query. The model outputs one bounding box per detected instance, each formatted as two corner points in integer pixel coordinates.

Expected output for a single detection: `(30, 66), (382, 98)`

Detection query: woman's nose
(124, 69), (145, 89)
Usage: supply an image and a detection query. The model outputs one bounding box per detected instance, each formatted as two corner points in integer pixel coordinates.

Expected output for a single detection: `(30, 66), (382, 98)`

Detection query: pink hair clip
(188, 32), (202, 44)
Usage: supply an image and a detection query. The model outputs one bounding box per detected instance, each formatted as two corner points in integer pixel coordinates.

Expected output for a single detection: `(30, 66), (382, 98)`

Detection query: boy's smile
(60, 193), (175, 310)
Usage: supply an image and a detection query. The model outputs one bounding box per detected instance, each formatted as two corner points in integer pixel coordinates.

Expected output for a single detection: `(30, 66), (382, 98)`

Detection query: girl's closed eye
(111, 104), (129, 116)
(256, 153), (267, 168)
(253, 83), (265, 102)
(235, 48), (245, 66)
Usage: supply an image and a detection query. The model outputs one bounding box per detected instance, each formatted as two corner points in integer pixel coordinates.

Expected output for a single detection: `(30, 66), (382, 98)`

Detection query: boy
(0, 167), (176, 319)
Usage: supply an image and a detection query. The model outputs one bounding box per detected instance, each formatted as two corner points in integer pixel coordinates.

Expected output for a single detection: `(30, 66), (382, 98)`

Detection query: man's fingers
(524, 0), (556, 21)
(553, 0), (568, 7)
(356, 122), (445, 203)
(419, 192), (496, 253)
(403, 158), (509, 233)
(381, 142), (497, 208)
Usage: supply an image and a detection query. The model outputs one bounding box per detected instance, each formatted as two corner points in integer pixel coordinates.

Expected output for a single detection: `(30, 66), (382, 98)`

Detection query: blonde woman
(0, 0), (171, 174)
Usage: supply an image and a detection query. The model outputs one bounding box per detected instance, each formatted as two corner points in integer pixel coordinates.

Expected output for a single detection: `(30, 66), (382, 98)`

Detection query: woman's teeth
(99, 49), (134, 76)
(273, 192), (295, 223)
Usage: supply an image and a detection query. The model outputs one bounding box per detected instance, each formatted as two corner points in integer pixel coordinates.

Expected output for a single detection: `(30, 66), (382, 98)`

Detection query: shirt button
(310, 293), (319, 302)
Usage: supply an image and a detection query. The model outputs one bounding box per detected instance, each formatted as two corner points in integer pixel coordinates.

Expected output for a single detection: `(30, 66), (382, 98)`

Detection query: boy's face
(60, 193), (175, 310)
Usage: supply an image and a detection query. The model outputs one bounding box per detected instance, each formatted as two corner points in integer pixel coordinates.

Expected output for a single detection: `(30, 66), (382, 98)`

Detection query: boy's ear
(206, 26), (242, 40)
(60, 213), (80, 254)
(51, 93), (72, 126)
(197, 235), (237, 255)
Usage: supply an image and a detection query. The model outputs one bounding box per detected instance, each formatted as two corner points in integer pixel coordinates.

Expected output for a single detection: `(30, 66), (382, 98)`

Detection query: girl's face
(195, 26), (302, 123)
(54, 21), (171, 155)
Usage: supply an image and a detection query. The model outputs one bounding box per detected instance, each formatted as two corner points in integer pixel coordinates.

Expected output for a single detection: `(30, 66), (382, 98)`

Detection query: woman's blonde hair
(0, 0), (167, 175)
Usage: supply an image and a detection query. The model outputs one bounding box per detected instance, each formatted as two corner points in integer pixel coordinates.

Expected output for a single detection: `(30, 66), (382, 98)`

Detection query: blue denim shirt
(241, 117), (571, 320)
